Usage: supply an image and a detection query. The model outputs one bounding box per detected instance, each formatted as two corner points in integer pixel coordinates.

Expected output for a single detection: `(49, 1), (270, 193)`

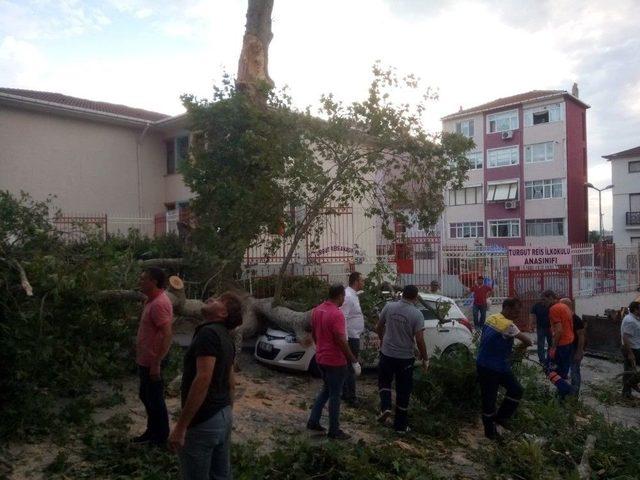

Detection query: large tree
(181, 65), (474, 302)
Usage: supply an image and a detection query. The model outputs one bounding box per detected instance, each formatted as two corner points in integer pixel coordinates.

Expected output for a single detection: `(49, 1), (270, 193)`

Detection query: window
(456, 120), (474, 138)
(629, 161), (640, 173)
(448, 186), (483, 206)
(524, 104), (562, 126)
(488, 219), (520, 238)
(166, 135), (190, 175)
(488, 110), (518, 133)
(466, 151), (483, 170)
(486, 181), (518, 201)
(526, 218), (564, 236)
(525, 142), (554, 163)
(449, 222), (484, 239)
(525, 179), (563, 199)
(488, 146), (519, 168)
(631, 194), (640, 212)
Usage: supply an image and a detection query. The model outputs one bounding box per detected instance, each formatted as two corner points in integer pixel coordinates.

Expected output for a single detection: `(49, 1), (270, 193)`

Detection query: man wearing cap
(375, 285), (429, 433)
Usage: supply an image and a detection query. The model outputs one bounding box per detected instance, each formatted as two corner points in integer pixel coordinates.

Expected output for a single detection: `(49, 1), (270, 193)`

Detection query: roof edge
(441, 91), (590, 122)
(0, 91), (160, 126)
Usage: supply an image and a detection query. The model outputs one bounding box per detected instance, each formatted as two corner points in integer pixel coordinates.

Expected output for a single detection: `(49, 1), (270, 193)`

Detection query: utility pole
(586, 182), (613, 240)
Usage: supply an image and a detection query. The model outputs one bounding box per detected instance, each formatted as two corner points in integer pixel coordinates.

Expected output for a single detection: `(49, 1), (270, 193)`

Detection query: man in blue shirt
(477, 297), (532, 439)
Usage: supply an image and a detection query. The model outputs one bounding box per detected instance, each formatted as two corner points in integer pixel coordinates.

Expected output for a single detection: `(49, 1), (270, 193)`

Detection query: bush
(411, 348), (479, 439)
(0, 191), (172, 441)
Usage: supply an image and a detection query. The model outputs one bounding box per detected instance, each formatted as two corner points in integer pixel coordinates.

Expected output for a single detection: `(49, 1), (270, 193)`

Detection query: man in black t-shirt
(529, 291), (554, 364)
(168, 292), (243, 480)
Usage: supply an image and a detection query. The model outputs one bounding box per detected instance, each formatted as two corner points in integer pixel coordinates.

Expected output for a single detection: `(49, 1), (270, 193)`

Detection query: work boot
(328, 430), (351, 441)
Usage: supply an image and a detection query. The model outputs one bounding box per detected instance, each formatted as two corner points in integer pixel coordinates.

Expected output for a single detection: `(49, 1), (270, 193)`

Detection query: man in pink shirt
(307, 284), (360, 440)
(133, 267), (174, 445)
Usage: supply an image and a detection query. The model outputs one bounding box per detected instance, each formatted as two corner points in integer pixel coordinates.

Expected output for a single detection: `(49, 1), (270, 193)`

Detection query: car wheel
(442, 343), (471, 361)
(308, 355), (322, 378)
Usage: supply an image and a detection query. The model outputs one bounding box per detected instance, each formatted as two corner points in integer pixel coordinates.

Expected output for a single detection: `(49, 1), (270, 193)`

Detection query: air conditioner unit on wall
(501, 130), (514, 140)
(504, 200), (518, 209)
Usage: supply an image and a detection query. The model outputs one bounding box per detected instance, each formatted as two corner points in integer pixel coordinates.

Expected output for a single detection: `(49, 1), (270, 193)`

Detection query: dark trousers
(622, 348), (640, 397)
(138, 366), (169, 443)
(477, 365), (523, 439)
(536, 327), (553, 364)
(308, 364), (347, 435)
(342, 338), (360, 402)
(378, 353), (415, 431)
(555, 344), (573, 378)
(473, 305), (488, 328)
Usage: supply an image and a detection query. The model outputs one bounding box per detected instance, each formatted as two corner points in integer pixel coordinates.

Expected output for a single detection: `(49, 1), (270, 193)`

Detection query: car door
(418, 305), (443, 356)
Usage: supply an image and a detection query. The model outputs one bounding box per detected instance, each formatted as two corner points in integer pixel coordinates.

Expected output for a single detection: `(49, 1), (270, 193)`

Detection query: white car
(254, 293), (474, 375)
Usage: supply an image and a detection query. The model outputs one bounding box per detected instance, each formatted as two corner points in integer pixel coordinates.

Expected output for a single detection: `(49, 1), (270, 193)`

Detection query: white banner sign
(508, 246), (571, 267)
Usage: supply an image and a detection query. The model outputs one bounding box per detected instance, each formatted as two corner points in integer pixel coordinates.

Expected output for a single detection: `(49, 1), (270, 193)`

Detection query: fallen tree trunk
(95, 276), (312, 341)
(139, 258), (186, 269)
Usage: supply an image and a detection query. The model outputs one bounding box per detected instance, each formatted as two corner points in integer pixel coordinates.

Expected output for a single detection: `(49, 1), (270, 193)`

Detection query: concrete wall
(0, 106), (166, 216)
(611, 155), (640, 245)
(575, 291), (639, 317)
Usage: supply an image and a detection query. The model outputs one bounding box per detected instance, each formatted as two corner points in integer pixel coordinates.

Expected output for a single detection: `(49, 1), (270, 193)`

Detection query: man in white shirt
(341, 271), (365, 407)
(621, 301), (640, 398)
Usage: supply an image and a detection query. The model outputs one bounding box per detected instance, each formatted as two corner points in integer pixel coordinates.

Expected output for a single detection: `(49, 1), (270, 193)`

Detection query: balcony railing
(626, 211), (640, 226)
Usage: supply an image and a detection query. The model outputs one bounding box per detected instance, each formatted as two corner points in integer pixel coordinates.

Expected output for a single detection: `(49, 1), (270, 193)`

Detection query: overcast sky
(2, 0), (639, 230)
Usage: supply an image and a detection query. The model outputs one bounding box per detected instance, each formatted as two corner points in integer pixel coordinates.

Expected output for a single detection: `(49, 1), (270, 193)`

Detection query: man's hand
(168, 425), (186, 453)
(352, 362), (362, 377)
(574, 351), (584, 362)
(548, 347), (557, 360)
(421, 358), (429, 373)
(629, 355), (637, 371)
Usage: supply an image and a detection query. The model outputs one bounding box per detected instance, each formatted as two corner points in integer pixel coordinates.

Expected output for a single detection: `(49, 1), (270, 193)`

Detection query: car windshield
(420, 300), (454, 320)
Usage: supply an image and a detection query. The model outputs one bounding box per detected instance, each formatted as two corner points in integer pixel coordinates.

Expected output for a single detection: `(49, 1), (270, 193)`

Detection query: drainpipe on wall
(136, 123), (151, 218)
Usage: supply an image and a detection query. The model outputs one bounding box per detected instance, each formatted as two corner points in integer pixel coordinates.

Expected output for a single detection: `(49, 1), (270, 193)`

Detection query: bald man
(560, 299), (586, 396)
(546, 296), (575, 398)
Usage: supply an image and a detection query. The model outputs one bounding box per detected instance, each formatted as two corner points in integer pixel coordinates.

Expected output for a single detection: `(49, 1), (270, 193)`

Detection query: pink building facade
(441, 90), (589, 247)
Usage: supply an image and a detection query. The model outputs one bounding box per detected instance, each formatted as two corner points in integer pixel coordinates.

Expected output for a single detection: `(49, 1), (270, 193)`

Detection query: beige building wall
(0, 106), (166, 216)
(611, 155), (640, 245)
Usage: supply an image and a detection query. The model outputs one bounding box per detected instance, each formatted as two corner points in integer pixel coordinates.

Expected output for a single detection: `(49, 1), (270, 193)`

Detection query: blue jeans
(179, 405), (233, 480)
(473, 305), (487, 328)
(570, 358), (582, 396)
(536, 327), (552, 364)
(309, 364), (347, 435)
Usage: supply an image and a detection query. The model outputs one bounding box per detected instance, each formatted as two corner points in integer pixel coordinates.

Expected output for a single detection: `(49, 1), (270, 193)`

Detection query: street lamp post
(586, 182), (614, 239)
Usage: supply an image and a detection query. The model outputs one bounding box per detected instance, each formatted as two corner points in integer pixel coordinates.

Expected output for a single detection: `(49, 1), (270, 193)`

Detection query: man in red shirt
(307, 284), (360, 440)
(470, 275), (493, 328)
(133, 267), (174, 445)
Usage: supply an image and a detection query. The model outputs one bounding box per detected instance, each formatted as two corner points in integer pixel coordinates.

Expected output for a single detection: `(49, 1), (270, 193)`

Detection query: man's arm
(515, 331), (533, 349)
(376, 305), (387, 342)
(150, 321), (173, 379)
(415, 330), (428, 363)
(528, 313), (537, 331)
(574, 329), (586, 361)
(333, 331), (357, 364)
(229, 365), (236, 405)
(169, 356), (216, 452)
(622, 333), (637, 369)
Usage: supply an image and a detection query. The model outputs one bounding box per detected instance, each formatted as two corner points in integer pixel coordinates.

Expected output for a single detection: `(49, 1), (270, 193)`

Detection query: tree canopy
(181, 64), (474, 300)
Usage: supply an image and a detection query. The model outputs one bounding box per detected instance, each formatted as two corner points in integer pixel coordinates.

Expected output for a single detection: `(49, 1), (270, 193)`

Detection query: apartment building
(604, 146), (640, 246)
(441, 88), (589, 247)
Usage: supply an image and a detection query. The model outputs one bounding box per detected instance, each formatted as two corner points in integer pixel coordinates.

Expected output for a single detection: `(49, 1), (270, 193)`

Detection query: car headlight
(285, 334), (298, 343)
